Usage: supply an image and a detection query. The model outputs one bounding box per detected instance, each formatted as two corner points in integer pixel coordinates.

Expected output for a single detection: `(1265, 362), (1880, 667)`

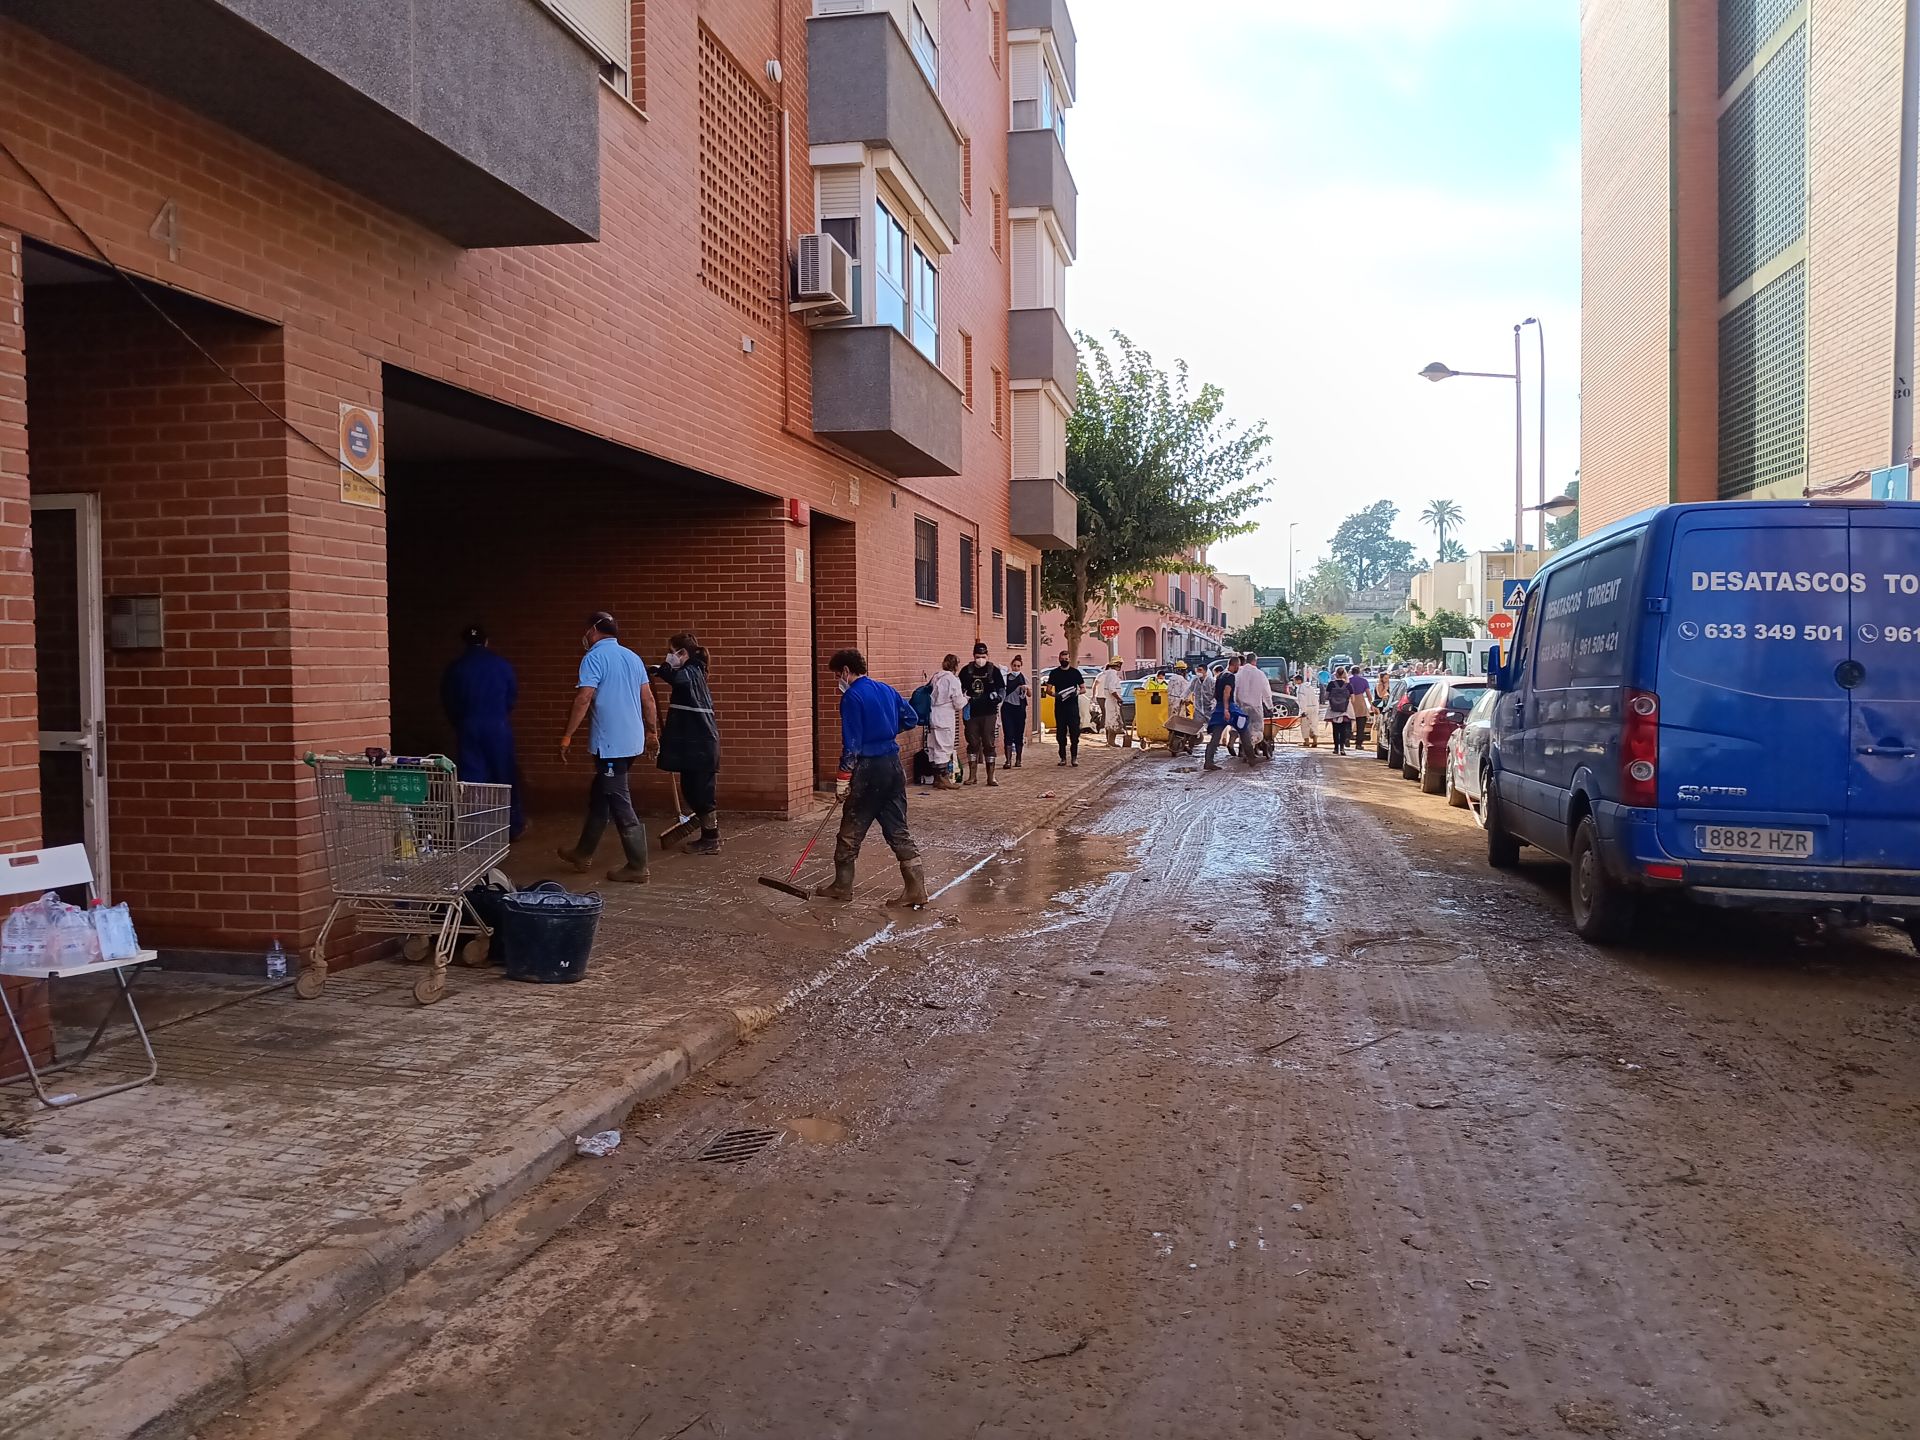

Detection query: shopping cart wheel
(294, 966), (327, 1000)
(413, 971), (447, 1005)
(402, 935), (431, 962)
(458, 936), (491, 967)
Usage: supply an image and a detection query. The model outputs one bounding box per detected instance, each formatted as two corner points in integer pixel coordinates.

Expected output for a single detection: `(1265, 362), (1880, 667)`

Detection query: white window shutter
(1011, 220), (1039, 308)
(542, 0), (630, 68)
(818, 166), (863, 219)
(1013, 391), (1042, 477)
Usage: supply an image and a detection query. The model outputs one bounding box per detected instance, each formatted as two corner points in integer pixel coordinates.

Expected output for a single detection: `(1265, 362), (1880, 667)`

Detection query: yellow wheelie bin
(1134, 678), (1170, 744)
(1040, 692), (1056, 733)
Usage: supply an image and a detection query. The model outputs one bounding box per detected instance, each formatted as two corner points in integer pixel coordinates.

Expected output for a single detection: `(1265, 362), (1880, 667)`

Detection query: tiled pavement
(0, 743), (1136, 1432)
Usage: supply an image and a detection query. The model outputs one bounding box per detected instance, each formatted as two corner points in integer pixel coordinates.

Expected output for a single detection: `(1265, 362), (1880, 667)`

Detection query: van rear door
(1844, 508), (1920, 868)
(1658, 509), (1852, 865)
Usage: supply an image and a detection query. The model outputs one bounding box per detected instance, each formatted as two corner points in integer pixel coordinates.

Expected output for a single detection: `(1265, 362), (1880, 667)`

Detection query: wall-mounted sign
(338, 402), (383, 509)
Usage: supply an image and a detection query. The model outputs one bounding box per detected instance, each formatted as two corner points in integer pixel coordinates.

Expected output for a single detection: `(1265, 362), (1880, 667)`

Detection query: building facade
(1040, 552), (1228, 669)
(0, 0), (1080, 959)
(1408, 549), (1550, 628)
(1216, 571), (1261, 633)
(1580, 0), (1916, 533)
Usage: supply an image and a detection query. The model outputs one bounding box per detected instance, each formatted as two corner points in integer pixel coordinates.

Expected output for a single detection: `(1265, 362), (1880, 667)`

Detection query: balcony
(1009, 307), (1078, 406)
(1008, 128), (1078, 259)
(1008, 0), (1076, 99)
(808, 12), (964, 236)
(1010, 477), (1078, 552)
(811, 325), (964, 477)
(5, 0), (602, 246)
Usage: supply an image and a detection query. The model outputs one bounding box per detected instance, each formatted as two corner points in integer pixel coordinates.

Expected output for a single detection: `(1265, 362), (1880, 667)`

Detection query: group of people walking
(916, 643), (1034, 787)
(1291, 665), (1381, 755)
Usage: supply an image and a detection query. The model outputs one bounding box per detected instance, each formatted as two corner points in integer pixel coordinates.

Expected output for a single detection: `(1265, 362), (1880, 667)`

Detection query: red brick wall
(0, 226), (38, 850)
(1579, 0), (1674, 531)
(0, 10), (1032, 946)
(22, 285), (303, 949)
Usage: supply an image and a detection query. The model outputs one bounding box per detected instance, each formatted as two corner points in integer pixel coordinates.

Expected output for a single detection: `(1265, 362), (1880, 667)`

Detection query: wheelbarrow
(1167, 713), (1205, 757)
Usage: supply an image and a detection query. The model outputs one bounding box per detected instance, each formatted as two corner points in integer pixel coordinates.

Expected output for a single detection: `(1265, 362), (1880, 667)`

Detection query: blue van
(1483, 500), (1920, 941)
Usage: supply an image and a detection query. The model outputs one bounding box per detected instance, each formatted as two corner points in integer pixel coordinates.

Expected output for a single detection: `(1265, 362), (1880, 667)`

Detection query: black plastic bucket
(500, 882), (602, 984)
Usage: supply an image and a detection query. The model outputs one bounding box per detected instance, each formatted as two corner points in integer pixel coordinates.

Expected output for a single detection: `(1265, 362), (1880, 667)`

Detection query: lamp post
(1287, 521), (1299, 602)
(1522, 317), (1545, 554)
(1420, 321), (1528, 554)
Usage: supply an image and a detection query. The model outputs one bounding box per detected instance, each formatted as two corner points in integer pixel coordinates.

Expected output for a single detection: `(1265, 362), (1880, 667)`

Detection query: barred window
(991, 548), (1004, 616)
(698, 26), (779, 327)
(914, 517), (939, 603)
(1718, 262), (1807, 497)
(1007, 565), (1029, 645)
(960, 534), (976, 612)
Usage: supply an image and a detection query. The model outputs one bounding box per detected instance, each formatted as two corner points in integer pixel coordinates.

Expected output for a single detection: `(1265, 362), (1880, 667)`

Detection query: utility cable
(0, 133), (380, 495)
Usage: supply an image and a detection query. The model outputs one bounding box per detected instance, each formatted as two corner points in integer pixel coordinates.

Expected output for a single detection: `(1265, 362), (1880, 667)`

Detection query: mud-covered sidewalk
(0, 742), (1140, 1439)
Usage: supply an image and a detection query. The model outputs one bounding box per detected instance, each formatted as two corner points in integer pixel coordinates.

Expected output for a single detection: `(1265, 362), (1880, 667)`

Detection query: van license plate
(1694, 826), (1814, 858)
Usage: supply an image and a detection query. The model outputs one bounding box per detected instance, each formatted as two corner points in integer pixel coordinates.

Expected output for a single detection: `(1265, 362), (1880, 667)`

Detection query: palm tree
(1420, 499), (1464, 563)
(1438, 537), (1467, 564)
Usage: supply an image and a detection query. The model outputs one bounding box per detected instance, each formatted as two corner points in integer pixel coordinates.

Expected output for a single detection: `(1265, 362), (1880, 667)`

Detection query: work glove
(835, 770), (851, 799)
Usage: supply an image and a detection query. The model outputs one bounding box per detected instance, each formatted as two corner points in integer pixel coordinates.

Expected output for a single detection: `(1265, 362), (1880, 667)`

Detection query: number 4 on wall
(147, 199), (180, 263)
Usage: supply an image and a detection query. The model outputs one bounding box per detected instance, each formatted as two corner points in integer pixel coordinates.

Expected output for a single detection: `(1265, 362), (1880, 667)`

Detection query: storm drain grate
(695, 1127), (785, 1164)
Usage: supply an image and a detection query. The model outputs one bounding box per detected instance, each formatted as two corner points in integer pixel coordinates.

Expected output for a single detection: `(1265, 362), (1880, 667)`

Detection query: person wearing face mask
(653, 631), (721, 854)
(816, 649), (927, 906)
(558, 612), (659, 883)
(1000, 654), (1030, 768)
(926, 654), (965, 789)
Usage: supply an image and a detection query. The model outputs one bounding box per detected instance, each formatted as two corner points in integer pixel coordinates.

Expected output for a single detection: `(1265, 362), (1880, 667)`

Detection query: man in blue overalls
(440, 624), (524, 838)
(817, 648), (927, 908)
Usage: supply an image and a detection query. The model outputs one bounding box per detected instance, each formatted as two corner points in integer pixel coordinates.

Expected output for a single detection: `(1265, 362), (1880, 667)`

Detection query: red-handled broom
(757, 796), (842, 899)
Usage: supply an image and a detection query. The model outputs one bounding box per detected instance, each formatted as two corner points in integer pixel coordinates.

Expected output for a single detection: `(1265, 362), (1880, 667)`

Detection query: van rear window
(1665, 522), (1851, 697)
(1571, 539), (1640, 684)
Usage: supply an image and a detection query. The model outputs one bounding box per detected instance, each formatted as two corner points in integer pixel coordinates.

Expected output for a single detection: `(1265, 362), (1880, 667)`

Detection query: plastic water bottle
(265, 936), (288, 980)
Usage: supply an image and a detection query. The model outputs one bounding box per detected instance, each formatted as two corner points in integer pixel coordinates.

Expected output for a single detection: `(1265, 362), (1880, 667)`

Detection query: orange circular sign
(1487, 612), (1516, 641)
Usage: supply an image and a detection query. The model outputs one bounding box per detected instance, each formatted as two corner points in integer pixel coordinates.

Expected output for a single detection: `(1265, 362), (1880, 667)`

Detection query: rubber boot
(934, 770), (957, 790)
(607, 826), (651, 883)
(812, 858), (856, 901)
(966, 761), (979, 786)
(986, 760), (999, 788)
(686, 812), (722, 855)
(888, 859), (930, 908)
(556, 846), (594, 874)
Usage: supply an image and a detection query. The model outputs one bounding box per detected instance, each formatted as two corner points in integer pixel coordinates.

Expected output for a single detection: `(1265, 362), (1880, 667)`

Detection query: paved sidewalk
(0, 743), (1137, 1438)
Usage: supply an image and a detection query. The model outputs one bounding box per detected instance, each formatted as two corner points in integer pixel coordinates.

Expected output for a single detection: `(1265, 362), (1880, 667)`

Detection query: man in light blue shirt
(558, 612), (660, 883)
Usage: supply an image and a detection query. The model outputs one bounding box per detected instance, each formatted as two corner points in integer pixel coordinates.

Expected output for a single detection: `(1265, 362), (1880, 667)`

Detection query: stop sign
(1098, 617), (1121, 641)
(1487, 612), (1516, 642)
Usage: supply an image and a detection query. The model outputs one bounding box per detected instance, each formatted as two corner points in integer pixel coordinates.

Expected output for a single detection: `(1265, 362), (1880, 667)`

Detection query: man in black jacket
(957, 641), (1007, 787)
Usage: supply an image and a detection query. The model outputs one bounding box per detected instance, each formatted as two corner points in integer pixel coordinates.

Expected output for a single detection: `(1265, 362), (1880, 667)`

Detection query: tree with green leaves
(1547, 477), (1580, 550)
(1331, 501), (1417, 589)
(1392, 608), (1479, 661)
(1295, 557), (1355, 616)
(1437, 537), (1467, 564)
(1041, 333), (1268, 660)
(1419, 498), (1464, 565)
(1228, 601), (1338, 666)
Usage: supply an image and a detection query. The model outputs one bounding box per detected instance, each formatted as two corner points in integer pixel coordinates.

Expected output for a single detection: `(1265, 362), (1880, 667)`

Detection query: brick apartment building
(0, 0), (1081, 962)
(1580, 0), (1916, 534)
(1042, 553), (1229, 670)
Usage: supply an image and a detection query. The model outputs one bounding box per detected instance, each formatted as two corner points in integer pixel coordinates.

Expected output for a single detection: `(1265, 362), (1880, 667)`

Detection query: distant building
(1408, 551), (1552, 628)
(1254, 586), (1288, 611)
(1042, 549), (1228, 667)
(1217, 573), (1261, 633)
(1337, 570), (1416, 624)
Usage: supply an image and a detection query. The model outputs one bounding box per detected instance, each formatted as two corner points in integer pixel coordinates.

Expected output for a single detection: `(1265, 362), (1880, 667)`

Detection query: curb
(26, 750), (1139, 1440)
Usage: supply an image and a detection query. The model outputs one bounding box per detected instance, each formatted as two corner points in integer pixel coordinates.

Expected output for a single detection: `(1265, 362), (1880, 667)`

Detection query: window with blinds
(1718, 261), (1807, 497)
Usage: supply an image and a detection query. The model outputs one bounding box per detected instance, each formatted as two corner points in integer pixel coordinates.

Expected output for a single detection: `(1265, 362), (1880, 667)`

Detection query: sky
(1068, 0), (1581, 592)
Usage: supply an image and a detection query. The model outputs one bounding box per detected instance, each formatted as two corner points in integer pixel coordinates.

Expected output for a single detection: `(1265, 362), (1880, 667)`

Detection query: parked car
(1483, 498), (1920, 944)
(1401, 677), (1489, 793)
(1446, 688), (1499, 817)
(1377, 674), (1444, 768)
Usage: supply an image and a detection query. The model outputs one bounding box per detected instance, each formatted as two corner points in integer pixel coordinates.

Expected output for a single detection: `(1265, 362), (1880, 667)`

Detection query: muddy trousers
(834, 755), (921, 868)
(574, 755), (641, 855)
(1054, 700), (1082, 761)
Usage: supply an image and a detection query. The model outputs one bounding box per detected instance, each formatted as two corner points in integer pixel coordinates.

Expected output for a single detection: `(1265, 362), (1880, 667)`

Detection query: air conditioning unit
(792, 232), (854, 320)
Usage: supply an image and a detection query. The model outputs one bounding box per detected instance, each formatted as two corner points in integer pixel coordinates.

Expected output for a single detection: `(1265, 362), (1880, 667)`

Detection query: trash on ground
(575, 1129), (622, 1157)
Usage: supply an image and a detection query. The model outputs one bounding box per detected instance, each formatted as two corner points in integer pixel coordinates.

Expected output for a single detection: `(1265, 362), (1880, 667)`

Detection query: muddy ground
(200, 741), (1920, 1440)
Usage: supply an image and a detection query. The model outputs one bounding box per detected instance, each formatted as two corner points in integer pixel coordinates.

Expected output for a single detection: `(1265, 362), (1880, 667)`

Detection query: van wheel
(1485, 777), (1521, 869)
(1570, 816), (1637, 944)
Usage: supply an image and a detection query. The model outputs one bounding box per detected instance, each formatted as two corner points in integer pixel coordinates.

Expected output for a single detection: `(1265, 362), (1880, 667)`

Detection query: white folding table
(0, 844), (158, 1109)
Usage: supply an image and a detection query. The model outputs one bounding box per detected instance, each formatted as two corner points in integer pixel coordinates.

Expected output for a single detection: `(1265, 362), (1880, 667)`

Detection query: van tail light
(1622, 689), (1659, 807)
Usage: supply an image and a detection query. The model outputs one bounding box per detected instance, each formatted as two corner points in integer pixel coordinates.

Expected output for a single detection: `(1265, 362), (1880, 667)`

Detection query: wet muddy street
(203, 748), (1920, 1440)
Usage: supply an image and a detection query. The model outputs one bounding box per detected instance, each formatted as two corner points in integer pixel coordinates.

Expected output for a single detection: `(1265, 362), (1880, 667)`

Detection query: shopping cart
(299, 751), (513, 1005)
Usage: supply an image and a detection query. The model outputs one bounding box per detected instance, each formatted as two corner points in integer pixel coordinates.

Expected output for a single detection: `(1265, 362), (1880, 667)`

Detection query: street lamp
(1287, 520), (1299, 601)
(1528, 491), (1578, 519)
(1420, 322), (1527, 553)
(1522, 317), (1546, 554)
